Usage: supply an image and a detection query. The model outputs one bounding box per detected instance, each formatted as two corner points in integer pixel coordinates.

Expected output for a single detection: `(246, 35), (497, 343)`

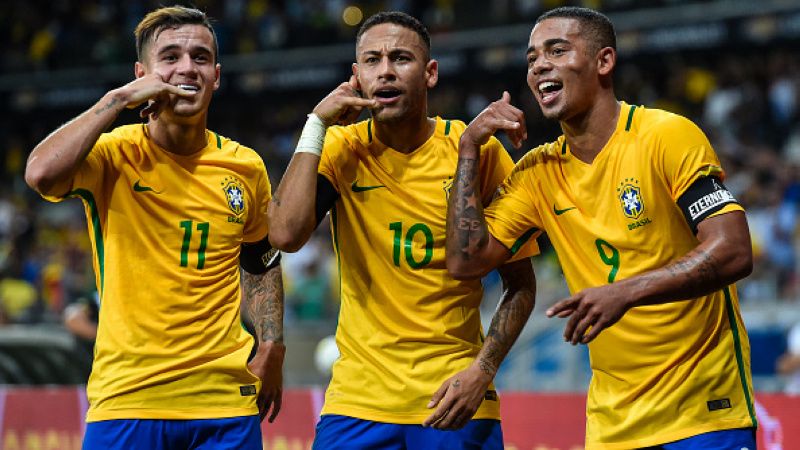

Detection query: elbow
(732, 244), (753, 281)
(722, 241), (753, 283)
(24, 162), (52, 195)
(268, 227), (307, 253)
(446, 255), (488, 281)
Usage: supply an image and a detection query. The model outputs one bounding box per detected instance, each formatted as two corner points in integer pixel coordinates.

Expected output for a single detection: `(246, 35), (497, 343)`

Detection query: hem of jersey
(86, 406), (258, 422)
(320, 404), (501, 424)
(584, 418), (755, 450)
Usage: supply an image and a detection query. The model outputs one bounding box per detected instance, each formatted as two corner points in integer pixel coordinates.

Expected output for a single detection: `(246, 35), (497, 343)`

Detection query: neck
(373, 110), (435, 154)
(561, 95), (620, 164)
(147, 117), (208, 156)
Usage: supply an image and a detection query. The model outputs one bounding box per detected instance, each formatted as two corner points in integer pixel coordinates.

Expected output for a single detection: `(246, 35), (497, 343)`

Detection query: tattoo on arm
(477, 261), (535, 376)
(242, 266), (284, 343)
(450, 157), (488, 259)
(94, 98), (120, 116)
(665, 248), (720, 295)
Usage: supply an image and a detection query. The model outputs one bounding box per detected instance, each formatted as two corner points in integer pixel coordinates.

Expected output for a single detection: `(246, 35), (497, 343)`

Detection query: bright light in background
(342, 6), (363, 26)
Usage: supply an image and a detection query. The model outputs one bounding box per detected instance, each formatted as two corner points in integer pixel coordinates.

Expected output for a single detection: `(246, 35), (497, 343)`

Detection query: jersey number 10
(389, 221), (433, 269)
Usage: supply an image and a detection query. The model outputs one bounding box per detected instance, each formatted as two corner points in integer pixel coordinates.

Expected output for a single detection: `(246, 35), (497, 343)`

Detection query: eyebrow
(526, 38), (570, 55)
(156, 44), (213, 56)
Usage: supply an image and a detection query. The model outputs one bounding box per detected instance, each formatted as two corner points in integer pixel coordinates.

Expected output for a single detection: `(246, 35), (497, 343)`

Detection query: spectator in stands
(778, 322), (800, 395)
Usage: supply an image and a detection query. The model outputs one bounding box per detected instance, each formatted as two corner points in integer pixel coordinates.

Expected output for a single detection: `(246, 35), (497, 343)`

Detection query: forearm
(25, 89), (126, 196)
(616, 212), (752, 307)
(268, 153), (322, 252)
(241, 266), (284, 344)
(446, 139), (492, 278)
(473, 260), (536, 377)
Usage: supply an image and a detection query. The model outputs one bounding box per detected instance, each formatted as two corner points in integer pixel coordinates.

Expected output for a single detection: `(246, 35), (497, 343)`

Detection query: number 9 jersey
(41, 124), (271, 422)
(317, 117), (538, 424)
(484, 103), (755, 449)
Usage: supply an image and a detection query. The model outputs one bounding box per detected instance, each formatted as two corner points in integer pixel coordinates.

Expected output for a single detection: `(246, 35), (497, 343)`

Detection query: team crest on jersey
(221, 176), (246, 216)
(617, 178), (645, 219)
(443, 176), (454, 201)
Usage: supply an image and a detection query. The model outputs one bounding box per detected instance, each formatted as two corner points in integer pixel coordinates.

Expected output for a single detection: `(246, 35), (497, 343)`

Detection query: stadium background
(1, 0), (800, 448)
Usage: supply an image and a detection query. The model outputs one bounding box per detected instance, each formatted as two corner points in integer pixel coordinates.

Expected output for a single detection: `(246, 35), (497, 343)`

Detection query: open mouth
(538, 81), (563, 103)
(373, 88), (402, 104)
(177, 84), (200, 92)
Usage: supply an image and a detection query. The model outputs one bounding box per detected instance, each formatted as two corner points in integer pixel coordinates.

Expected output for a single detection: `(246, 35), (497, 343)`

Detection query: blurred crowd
(1, 0), (800, 331)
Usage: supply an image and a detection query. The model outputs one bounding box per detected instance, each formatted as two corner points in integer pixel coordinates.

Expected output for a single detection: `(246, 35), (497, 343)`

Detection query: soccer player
(268, 11), (536, 449)
(445, 6), (757, 449)
(24, 6), (284, 449)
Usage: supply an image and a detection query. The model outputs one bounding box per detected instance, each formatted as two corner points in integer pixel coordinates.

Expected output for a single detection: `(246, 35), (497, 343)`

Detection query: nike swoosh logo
(553, 205), (576, 215)
(351, 180), (386, 192)
(133, 180), (155, 193)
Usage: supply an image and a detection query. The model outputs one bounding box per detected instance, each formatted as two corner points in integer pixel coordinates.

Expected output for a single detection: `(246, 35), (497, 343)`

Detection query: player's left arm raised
(241, 240), (285, 422)
(424, 257), (535, 429)
(549, 209), (752, 345)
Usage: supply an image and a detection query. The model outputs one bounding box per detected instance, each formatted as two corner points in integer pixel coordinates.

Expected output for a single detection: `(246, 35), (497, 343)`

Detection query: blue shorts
(312, 414), (503, 450)
(82, 416), (262, 450)
(644, 427), (756, 450)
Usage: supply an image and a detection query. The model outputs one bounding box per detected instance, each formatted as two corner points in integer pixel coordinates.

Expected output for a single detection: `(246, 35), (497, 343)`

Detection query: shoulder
(211, 131), (269, 175)
(326, 120), (371, 147)
(98, 124), (144, 146)
(629, 105), (707, 142)
(513, 137), (565, 173)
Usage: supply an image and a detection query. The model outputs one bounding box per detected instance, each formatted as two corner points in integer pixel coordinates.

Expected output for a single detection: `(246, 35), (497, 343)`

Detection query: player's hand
(248, 340), (285, 422)
(423, 363), (493, 430)
(546, 284), (633, 345)
(462, 91), (527, 150)
(313, 75), (378, 127)
(116, 73), (196, 120)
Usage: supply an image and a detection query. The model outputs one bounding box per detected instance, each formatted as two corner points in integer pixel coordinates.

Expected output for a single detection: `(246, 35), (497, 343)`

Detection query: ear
(351, 63), (362, 92)
(425, 59), (439, 89)
(597, 47), (616, 76)
(134, 61), (146, 79)
(213, 63), (221, 91)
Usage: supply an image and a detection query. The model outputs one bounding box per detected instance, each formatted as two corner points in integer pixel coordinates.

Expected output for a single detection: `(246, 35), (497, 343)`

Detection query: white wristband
(295, 113), (327, 156)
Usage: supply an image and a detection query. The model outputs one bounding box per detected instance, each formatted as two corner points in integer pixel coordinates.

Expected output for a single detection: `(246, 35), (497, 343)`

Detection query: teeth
(178, 84), (198, 91)
(538, 81), (559, 93)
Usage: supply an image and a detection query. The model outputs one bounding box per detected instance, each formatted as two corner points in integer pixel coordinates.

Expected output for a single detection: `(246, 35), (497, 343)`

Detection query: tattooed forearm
(448, 156), (489, 259)
(242, 267), (284, 343)
(663, 248), (720, 296)
(94, 98), (120, 115)
(476, 259), (535, 376)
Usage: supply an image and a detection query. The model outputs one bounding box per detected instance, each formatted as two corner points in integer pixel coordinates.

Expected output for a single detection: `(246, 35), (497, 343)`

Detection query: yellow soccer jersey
(44, 124), (270, 421)
(318, 117), (537, 424)
(485, 103), (755, 448)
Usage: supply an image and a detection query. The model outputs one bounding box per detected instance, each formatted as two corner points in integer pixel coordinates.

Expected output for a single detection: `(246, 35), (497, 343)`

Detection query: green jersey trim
(723, 286), (757, 428)
(509, 227), (538, 255)
(625, 105), (638, 132)
(69, 189), (104, 294)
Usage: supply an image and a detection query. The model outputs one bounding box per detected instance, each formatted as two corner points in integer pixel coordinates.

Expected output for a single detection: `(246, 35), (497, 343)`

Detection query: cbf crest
(617, 178), (644, 219)
(221, 176), (246, 216)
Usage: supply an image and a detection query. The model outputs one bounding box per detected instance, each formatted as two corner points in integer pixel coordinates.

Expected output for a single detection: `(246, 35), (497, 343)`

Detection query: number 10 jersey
(318, 117), (537, 423)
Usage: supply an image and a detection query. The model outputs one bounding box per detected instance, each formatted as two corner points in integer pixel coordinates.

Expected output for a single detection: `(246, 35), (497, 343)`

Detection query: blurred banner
(0, 387), (797, 449)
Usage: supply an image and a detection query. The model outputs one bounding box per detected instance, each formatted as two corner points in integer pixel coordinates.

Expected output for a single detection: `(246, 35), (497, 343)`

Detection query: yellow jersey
(318, 117), (537, 423)
(484, 103), (756, 448)
(44, 124), (270, 421)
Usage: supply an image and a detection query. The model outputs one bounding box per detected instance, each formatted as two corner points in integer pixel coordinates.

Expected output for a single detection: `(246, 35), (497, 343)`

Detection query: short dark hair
(536, 7), (616, 54)
(134, 6), (218, 63)
(356, 11), (431, 59)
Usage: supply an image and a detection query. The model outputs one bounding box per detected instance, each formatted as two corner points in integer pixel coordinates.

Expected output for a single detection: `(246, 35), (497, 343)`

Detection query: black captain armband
(240, 235), (281, 274)
(676, 176), (739, 234)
